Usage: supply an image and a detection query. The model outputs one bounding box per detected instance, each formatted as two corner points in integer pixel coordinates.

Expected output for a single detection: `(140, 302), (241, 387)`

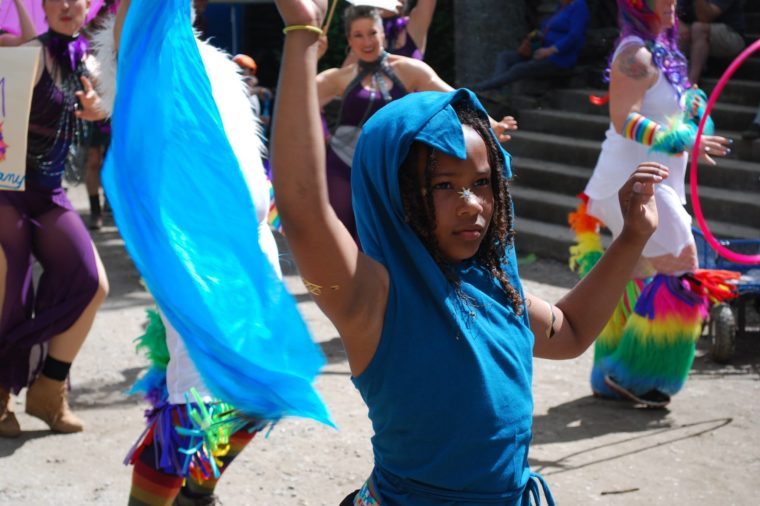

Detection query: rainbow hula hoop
(691, 38), (760, 265)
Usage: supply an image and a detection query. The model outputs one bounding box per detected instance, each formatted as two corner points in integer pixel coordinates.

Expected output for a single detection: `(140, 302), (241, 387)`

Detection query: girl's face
(652, 0), (677, 33)
(418, 126), (495, 263)
(348, 17), (385, 62)
(44, 0), (90, 36)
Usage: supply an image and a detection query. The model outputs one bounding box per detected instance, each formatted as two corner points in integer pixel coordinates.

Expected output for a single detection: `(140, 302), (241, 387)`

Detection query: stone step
(506, 136), (759, 228)
(517, 109), (758, 161)
(507, 130), (601, 167)
(518, 109), (608, 140)
(549, 88), (757, 131)
(513, 217), (576, 262)
(513, 211), (757, 264)
(684, 184), (760, 229)
(512, 155), (760, 195)
(511, 186), (579, 228)
(512, 157), (589, 195)
(700, 77), (760, 106)
(511, 185), (760, 247)
(746, 12), (760, 26)
(705, 54), (760, 81)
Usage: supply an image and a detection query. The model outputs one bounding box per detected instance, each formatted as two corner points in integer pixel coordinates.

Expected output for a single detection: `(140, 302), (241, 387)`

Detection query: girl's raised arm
(531, 163), (666, 359)
(406, 0), (436, 55)
(271, 0), (389, 376)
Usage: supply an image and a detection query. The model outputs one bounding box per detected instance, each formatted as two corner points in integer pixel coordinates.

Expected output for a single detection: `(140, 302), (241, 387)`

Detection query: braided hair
(399, 101), (523, 314)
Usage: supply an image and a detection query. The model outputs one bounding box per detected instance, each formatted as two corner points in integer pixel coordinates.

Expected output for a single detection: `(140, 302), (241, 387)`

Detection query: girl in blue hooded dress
(272, 1), (669, 504)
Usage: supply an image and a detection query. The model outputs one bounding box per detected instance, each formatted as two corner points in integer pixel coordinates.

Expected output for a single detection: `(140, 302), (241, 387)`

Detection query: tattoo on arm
(618, 51), (652, 80)
(302, 278), (340, 296)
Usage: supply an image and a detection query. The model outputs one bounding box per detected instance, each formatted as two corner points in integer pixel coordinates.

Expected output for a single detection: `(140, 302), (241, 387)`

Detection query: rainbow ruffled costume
(569, 197), (738, 402)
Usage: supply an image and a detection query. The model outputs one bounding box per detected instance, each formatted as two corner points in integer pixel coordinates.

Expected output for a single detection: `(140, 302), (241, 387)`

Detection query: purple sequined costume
(0, 33), (101, 394)
(384, 16), (423, 60)
(326, 53), (407, 242)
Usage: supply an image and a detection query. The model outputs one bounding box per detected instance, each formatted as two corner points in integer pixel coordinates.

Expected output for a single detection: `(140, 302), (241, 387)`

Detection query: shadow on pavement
(531, 396), (731, 475)
(68, 366), (144, 410)
(691, 332), (760, 379)
(89, 222), (151, 310)
(532, 395), (672, 447)
(0, 429), (57, 458)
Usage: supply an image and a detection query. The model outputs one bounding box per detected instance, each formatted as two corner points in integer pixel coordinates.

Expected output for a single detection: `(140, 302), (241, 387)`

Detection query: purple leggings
(0, 186), (100, 394)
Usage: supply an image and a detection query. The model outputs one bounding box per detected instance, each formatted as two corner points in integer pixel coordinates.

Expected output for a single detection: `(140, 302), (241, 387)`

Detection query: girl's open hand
(618, 162), (668, 242)
(492, 116), (518, 142)
(274, 0), (326, 28)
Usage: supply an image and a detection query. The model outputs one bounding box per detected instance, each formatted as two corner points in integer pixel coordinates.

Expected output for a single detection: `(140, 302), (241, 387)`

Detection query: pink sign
(0, 0), (106, 36)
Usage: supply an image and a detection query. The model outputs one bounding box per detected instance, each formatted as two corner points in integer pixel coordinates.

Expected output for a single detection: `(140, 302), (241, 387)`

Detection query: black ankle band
(41, 356), (72, 382)
(89, 195), (102, 216)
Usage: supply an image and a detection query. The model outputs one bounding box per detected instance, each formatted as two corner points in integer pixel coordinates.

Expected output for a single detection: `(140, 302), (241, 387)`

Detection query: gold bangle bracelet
(282, 25), (323, 36)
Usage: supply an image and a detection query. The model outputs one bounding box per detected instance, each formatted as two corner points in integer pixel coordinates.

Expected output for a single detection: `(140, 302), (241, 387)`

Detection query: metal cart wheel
(710, 303), (736, 363)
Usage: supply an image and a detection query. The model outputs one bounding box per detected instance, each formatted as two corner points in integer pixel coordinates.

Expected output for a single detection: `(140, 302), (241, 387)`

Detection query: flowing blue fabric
(102, 0), (331, 426)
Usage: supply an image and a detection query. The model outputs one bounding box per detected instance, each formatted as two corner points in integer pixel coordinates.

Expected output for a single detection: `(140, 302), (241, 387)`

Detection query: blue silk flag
(102, 0), (331, 426)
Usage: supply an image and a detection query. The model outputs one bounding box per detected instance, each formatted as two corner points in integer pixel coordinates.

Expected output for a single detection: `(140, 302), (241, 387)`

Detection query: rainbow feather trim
(126, 310), (262, 480)
(598, 274), (707, 396)
(568, 197), (604, 278)
(590, 279), (644, 397)
(267, 178), (282, 233)
(124, 398), (261, 481)
(652, 88), (715, 154)
(129, 308), (169, 405)
(568, 197), (645, 397)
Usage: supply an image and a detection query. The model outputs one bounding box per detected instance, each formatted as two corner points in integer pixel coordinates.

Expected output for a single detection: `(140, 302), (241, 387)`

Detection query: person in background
(571, 0), (734, 408)
(84, 119), (111, 230)
(319, 5), (517, 244)
(678, 0), (746, 85)
(0, 0), (109, 439)
(381, 0), (436, 60)
(233, 53), (273, 134)
(472, 0), (590, 93)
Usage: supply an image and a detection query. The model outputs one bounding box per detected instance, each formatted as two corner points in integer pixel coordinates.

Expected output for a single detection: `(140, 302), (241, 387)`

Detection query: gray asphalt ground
(1, 184), (759, 505)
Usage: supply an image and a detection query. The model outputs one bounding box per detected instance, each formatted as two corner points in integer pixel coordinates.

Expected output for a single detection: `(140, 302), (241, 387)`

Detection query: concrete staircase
(497, 2), (760, 262)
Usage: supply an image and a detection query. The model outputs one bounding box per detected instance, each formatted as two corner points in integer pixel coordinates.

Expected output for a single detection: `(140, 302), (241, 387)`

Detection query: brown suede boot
(0, 386), (21, 438)
(25, 376), (84, 433)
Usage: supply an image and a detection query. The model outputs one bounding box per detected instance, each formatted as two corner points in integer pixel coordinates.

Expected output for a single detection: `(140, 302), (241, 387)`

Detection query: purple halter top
(383, 16), (423, 60)
(26, 31), (89, 190)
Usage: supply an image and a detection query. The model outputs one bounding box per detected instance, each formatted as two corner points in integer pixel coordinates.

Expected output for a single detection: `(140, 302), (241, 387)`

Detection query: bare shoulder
(389, 55), (434, 84)
(389, 53), (427, 71)
(614, 44), (655, 81)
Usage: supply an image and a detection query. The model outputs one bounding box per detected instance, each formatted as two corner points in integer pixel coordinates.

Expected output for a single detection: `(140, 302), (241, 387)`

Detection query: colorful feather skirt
(569, 198), (740, 398)
(125, 309), (264, 481)
(596, 274), (706, 396)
